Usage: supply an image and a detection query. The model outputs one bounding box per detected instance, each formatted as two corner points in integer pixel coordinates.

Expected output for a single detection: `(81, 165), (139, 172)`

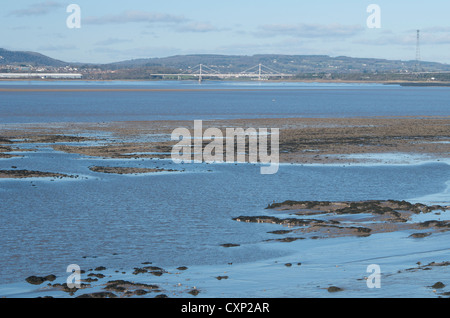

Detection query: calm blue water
(1, 81), (450, 123)
(0, 81), (449, 285)
(1, 150), (449, 284)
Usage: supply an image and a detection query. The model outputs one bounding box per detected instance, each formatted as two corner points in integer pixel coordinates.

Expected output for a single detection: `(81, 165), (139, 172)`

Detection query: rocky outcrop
(234, 200), (448, 240)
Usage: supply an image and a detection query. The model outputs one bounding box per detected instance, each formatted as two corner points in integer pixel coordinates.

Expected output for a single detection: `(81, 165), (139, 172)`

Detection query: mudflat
(1, 116), (449, 164)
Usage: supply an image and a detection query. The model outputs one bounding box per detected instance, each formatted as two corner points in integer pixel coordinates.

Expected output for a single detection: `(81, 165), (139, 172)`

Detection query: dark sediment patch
(0, 144), (21, 158)
(220, 243), (240, 248)
(52, 143), (173, 160)
(51, 282), (90, 295)
(89, 166), (178, 175)
(23, 134), (93, 144)
(0, 153), (20, 159)
(0, 170), (72, 179)
(393, 261), (450, 276)
(0, 137), (13, 144)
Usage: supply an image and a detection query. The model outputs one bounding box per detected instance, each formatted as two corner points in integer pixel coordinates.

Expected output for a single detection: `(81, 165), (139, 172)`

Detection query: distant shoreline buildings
(0, 73), (82, 79)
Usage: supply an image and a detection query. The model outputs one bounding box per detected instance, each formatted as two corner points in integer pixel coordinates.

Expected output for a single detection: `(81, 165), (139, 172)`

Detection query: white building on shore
(0, 73), (83, 79)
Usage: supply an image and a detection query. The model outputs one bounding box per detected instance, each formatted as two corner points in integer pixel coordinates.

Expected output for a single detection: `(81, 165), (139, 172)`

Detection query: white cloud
(256, 23), (365, 38)
(176, 22), (221, 33)
(84, 11), (187, 25)
(10, 1), (62, 17)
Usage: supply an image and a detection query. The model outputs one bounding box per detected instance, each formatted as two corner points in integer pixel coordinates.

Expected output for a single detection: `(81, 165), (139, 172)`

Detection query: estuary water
(0, 81), (449, 297)
(1, 80), (450, 123)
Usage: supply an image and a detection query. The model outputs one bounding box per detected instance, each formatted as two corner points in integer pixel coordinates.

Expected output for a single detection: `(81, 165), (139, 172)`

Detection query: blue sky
(2, 0), (450, 64)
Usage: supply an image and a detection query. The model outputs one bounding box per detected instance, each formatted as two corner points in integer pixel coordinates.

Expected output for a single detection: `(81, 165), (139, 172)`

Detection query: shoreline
(2, 78), (450, 87)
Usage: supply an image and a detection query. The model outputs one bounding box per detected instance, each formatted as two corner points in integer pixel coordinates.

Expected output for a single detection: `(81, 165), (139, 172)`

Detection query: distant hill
(2, 48), (450, 74)
(105, 54), (450, 74)
(0, 48), (68, 67)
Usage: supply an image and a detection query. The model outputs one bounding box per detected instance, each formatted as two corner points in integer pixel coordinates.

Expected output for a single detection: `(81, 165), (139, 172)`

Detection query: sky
(2, 0), (450, 64)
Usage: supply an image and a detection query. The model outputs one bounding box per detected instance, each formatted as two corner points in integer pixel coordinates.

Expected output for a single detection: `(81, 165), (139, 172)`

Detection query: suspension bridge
(150, 63), (295, 82)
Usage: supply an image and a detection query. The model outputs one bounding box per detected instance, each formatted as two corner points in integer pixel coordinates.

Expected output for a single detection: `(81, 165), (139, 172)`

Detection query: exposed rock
(104, 280), (160, 295)
(431, 282), (446, 289)
(143, 266), (164, 271)
(25, 276), (47, 285)
(327, 286), (343, 293)
(188, 289), (200, 296)
(216, 276), (229, 280)
(134, 289), (148, 296)
(409, 232), (431, 238)
(132, 266), (166, 276)
(221, 243), (240, 248)
(234, 200), (448, 240)
(25, 274), (56, 285)
(76, 292), (118, 298)
(51, 282), (89, 294)
(274, 237), (305, 243)
(132, 268), (148, 275)
(151, 271), (163, 277)
(418, 220), (450, 228)
(268, 230), (292, 235)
